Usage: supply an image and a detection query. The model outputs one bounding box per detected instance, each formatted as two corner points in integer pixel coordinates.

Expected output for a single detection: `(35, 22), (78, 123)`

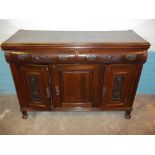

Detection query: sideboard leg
(124, 110), (131, 119)
(22, 111), (28, 119)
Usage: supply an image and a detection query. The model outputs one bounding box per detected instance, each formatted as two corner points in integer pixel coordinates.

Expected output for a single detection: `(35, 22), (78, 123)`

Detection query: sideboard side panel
(126, 64), (143, 107)
(9, 63), (26, 108)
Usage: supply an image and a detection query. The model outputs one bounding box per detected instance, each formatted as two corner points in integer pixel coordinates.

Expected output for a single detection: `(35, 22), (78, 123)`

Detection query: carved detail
(27, 75), (41, 102)
(126, 54), (137, 61)
(32, 55), (50, 62)
(55, 86), (60, 96)
(86, 54), (96, 61)
(5, 51), (11, 57)
(17, 54), (29, 60)
(141, 51), (148, 63)
(112, 75), (125, 101)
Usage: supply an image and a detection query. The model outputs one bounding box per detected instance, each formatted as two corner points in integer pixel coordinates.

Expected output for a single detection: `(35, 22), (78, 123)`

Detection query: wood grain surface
(1, 30), (150, 50)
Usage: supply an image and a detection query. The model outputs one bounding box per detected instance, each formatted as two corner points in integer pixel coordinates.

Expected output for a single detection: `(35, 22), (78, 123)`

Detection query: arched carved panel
(27, 74), (41, 102)
(112, 75), (125, 101)
(101, 64), (137, 108)
(19, 64), (51, 110)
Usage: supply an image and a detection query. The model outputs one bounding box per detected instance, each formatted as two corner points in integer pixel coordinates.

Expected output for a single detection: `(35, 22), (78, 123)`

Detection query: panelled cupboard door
(51, 64), (101, 110)
(19, 65), (51, 110)
(101, 64), (137, 108)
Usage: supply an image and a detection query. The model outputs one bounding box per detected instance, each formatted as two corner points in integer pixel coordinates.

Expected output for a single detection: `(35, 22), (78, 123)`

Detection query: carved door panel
(19, 65), (51, 110)
(51, 64), (101, 110)
(101, 64), (137, 108)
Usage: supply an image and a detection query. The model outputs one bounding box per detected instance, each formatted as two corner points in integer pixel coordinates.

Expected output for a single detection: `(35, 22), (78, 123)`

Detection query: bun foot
(22, 111), (28, 119)
(125, 110), (131, 119)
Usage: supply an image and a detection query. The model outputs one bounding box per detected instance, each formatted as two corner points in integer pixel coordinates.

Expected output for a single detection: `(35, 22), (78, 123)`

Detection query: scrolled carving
(4, 51), (11, 57)
(17, 54), (29, 60)
(27, 75), (41, 102)
(86, 54), (96, 61)
(141, 50), (148, 63)
(112, 75), (124, 101)
(126, 54), (137, 61)
(4, 51), (11, 62)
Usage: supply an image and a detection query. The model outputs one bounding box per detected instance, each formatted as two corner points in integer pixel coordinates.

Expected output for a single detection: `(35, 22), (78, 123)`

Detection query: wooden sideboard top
(1, 30), (150, 50)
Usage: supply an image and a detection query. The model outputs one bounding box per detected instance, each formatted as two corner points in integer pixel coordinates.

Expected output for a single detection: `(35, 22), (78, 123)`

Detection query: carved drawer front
(50, 64), (101, 110)
(19, 65), (51, 110)
(101, 64), (137, 108)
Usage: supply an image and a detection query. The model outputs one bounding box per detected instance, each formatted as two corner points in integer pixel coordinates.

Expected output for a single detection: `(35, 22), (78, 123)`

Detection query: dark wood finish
(1, 30), (150, 119)
(1, 30), (150, 50)
(51, 64), (101, 110)
(4, 49), (148, 64)
(19, 65), (51, 110)
(101, 64), (138, 109)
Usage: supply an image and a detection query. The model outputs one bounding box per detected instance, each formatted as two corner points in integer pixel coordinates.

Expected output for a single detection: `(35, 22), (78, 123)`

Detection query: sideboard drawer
(5, 49), (147, 64)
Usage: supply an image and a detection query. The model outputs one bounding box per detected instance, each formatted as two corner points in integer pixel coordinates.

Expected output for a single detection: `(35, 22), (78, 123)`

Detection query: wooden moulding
(4, 49), (148, 64)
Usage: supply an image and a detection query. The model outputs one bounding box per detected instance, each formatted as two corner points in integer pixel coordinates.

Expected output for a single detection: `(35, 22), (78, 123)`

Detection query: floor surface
(0, 94), (155, 135)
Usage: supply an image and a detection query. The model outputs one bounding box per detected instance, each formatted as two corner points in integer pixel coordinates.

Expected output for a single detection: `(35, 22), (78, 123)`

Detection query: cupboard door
(101, 64), (137, 108)
(51, 64), (101, 110)
(20, 65), (51, 110)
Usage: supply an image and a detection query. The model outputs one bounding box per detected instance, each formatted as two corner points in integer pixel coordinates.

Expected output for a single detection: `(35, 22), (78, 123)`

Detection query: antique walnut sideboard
(1, 30), (150, 119)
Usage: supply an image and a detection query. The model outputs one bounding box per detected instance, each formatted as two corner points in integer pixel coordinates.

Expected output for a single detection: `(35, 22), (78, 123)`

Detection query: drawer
(5, 49), (147, 64)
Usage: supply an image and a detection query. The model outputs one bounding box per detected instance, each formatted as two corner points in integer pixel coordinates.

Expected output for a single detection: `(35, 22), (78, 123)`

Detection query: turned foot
(22, 111), (28, 119)
(124, 110), (131, 119)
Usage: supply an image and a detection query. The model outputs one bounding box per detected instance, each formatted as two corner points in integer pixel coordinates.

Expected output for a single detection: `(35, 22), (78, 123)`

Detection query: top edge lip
(1, 29), (151, 51)
(1, 42), (151, 51)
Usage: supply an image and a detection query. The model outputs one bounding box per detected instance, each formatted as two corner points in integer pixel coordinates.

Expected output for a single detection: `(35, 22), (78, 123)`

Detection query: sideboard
(1, 30), (150, 119)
